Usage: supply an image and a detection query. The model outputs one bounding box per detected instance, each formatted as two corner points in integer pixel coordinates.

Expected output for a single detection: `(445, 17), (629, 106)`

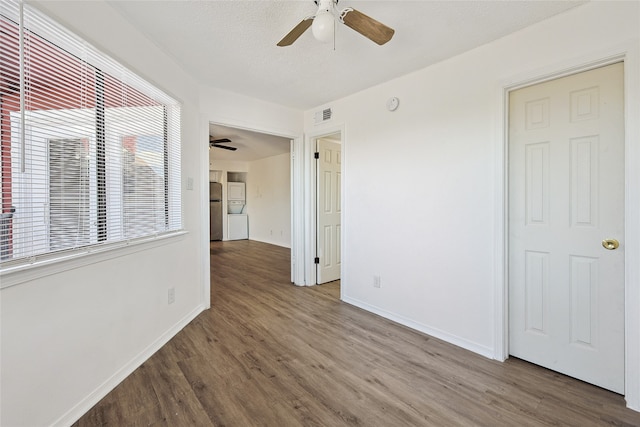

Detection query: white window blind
(0, 0), (182, 268)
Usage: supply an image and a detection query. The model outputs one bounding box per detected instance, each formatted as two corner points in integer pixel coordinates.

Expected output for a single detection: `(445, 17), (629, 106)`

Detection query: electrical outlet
(186, 177), (194, 190)
(168, 288), (175, 304)
(373, 275), (381, 288)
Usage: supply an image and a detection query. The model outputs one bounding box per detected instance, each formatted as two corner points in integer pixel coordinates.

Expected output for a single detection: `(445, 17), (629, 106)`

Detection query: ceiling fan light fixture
(276, 0), (394, 47)
(311, 10), (334, 43)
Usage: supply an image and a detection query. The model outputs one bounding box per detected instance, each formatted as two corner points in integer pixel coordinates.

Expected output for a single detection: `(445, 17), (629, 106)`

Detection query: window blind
(0, 0), (182, 267)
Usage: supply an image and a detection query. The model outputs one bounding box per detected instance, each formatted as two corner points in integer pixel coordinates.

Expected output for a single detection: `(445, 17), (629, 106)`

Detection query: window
(0, 0), (182, 270)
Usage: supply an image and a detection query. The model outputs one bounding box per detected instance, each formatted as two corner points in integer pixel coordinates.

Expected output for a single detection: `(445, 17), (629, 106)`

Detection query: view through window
(0, 0), (182, 267)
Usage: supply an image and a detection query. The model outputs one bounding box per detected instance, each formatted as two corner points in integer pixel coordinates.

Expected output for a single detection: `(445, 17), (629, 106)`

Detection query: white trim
(290, 139), (295, 282)
(622, 41), (640, 412)
(304, 131), (315, 286)
(0, 230), (188, 289)
(200, 116), (211, 308)
(250, 237), (290, 249)
(343, 296), (494, 359)
(53, 304), (206, 427)
(496, 41), (640, 411)
(339, 126), (347, 300)
(292, 137), (306, 285)
(304, 125), (345, 286)
(493, 81), (508, 361)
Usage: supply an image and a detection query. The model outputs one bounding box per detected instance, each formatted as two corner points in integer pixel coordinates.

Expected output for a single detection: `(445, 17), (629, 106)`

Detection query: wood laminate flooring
(74, 240), (640, 426)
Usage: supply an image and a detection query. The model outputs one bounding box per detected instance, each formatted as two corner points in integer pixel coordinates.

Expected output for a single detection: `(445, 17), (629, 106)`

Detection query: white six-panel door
(317, 138), (341, 284)
(508, 63), (625, 393)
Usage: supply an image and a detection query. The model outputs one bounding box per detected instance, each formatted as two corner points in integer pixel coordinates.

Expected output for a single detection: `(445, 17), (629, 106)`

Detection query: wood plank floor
(74, 240), (640, 426)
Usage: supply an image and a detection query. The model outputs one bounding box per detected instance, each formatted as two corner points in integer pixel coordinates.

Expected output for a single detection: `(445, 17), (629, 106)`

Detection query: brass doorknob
(602, 239), (619, 250)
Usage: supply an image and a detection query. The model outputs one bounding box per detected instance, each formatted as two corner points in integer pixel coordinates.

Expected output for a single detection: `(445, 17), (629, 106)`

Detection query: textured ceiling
(208, 123), (291, 162)
(108, 0), (585, 110)
(208, 125), (342, 163)
(107, 0), (585, 162)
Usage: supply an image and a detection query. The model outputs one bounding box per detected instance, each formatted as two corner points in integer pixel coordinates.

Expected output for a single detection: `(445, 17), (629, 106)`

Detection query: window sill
(0, 230), (188, 290)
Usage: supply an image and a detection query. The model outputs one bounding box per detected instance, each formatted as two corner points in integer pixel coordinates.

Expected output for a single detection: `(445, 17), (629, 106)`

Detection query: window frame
(0, 0), (184, 285)
(0, 229), (188, 289)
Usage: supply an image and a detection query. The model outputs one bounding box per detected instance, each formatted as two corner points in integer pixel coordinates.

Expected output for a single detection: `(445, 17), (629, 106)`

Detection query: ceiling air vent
(314, 108), (332, 125)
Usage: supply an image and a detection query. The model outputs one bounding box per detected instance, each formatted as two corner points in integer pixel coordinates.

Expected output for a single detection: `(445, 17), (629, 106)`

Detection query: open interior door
(316, 137), (341, 284)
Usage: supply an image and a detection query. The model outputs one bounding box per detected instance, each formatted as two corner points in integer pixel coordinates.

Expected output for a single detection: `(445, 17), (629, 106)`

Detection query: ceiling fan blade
(213, 144), (237, 151)
(210, 138), (232, 144)
(340, 8), (394, 45)
(277, 17), (314, 47)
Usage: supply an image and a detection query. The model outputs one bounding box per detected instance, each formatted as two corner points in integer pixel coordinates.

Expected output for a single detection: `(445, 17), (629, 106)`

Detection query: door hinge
(314, 257), (320, 264)
(314, 152), (319, 159)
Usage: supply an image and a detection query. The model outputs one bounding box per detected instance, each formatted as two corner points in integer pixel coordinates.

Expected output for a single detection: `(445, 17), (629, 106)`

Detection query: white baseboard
(248, 237), (291, 249)
(341, 295), (494, 359)
(52, 303), (207, 427)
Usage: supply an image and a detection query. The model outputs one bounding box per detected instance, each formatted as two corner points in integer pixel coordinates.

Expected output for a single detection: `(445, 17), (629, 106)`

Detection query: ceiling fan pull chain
(333, 14), (336, 51)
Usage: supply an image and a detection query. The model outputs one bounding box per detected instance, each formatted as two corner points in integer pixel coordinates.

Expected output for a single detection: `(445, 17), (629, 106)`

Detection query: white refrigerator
(227, 182), (248, 240)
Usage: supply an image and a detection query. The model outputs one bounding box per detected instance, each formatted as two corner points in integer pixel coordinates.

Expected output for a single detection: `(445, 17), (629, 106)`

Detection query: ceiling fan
(210, 138), (237, 151)
(277, 0), (394, 47)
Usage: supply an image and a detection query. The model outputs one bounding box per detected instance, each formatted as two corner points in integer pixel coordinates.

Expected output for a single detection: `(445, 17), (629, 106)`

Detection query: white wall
(0, 2), (205, 426)
(209, 158), (250, 177)
(208, 155), (291, 247)
(199, 86), (304, 251)
(304, 1), (640, 408)
(247, 153), (292, 248)
(200, 85), (303, 140)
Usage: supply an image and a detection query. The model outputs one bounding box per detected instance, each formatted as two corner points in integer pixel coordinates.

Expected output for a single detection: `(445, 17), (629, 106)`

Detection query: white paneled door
(317, 138), (341, 284)
(508, 63), (625, 393)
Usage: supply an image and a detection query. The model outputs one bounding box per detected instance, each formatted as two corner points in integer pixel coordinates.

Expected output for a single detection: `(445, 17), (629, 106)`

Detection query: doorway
(507, 63), (625, 393)
(315, 132), (342, 284)
(208, 123), (293, 247)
